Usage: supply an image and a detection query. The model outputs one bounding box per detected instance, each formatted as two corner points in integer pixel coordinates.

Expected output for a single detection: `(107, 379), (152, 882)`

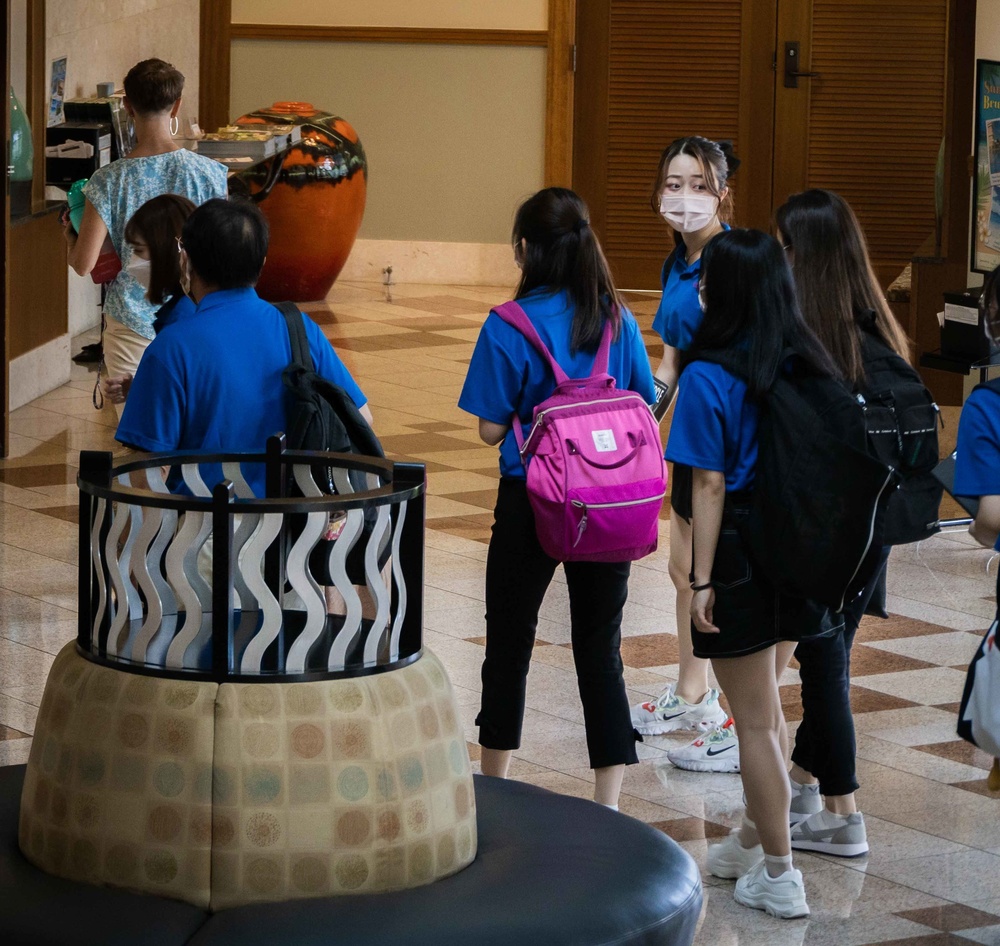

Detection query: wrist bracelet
(690, 581), (712, 592)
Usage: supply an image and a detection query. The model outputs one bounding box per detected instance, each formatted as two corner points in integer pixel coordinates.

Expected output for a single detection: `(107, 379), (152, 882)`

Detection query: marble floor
(2, 280), (1000, 945)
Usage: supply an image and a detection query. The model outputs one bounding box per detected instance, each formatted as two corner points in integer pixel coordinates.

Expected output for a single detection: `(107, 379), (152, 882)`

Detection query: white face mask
(126, 256), (152, 291)
(659, 193), (719, 234)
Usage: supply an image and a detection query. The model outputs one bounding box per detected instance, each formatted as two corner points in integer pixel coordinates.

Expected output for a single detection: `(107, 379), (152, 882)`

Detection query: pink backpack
(493, 301), (667, 562)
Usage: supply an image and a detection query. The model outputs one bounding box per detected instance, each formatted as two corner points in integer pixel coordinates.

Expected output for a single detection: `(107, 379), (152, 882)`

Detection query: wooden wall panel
(800, 0), (949, 286)
(604, 1), (744, 288)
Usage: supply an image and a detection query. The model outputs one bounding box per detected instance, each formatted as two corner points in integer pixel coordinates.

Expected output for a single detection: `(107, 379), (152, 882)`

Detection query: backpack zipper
(520, 393), (653, 459)
(569, 492), (667, 547)
(836, 468), (896, 612)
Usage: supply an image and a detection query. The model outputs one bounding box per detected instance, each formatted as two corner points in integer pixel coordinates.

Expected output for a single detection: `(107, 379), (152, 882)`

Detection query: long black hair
(690, 228), (840, 396)
(775, 189), (911, 386)
(513, 187), (621, 352)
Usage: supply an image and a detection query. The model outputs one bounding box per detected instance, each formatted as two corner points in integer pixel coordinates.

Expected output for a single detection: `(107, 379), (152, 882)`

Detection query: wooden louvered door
(574, 0), (950, 291)
(774, 0), (949, 287)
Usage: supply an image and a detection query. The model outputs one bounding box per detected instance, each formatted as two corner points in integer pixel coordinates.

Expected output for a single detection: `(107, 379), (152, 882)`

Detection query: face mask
(126, 257), (152, 291)
(659, 193), (719, 233)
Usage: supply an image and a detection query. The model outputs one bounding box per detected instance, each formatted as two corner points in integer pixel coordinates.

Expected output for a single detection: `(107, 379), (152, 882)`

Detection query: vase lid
(267, 101), (318, 116)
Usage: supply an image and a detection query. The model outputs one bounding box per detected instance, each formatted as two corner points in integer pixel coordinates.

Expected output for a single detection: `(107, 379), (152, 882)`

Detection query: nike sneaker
(630, 684), (728, 736)
(734, 860), (810, 919)
(667, 717), (740, 773)
(790, 810), (869, 857)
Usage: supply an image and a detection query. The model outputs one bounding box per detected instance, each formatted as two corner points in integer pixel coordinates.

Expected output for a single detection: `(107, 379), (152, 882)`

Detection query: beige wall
(45, 0), (201, 342)
(47, 0), (201, 130)
(230, 39), (547, 244)
(232, 0), (547, 30)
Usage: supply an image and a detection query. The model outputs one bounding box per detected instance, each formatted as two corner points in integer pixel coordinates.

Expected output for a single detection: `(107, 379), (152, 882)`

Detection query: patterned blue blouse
(84, 150), (228, 339)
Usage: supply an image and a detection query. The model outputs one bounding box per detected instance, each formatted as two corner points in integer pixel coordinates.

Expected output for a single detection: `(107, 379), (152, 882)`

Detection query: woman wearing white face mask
(103, 194), (197, 406)
(630, 136), (745, 772)
(62, 59), (228, 418)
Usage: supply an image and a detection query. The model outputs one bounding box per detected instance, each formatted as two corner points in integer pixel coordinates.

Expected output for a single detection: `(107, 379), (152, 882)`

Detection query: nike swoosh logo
(706, 746), (735, 756)
(659, 712), (686, 720)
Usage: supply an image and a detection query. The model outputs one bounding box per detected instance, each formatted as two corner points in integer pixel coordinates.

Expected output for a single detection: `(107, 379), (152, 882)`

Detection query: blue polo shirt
(666, 361), (758, 492)
(651, 225), (730, 351)
(117, 287), (366, 495)
(955, 384), (1000, 550)
(458, 288), (656, 478)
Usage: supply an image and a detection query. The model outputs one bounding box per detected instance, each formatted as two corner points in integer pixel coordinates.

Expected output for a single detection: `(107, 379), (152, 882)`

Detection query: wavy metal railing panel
(238, 513), (284, 673)
(362, 504), (393, 667)
(77, 446), (424, 681)
(89, 497), (107, 650)
(389, 500), (408, 662)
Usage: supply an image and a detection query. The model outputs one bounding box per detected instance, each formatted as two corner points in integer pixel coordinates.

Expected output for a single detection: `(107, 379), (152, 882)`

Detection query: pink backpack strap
(491, 301), (569, 385)
(490, 300), (615, 456)
(491, 300), (614, 382)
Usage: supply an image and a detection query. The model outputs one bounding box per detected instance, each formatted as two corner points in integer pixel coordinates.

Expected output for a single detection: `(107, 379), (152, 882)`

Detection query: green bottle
(9, 88), (33, 181)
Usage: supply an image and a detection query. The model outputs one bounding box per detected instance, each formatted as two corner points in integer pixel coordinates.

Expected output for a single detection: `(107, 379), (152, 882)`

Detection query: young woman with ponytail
(631, 136), (745, 773)
(459, 187), (656, 808)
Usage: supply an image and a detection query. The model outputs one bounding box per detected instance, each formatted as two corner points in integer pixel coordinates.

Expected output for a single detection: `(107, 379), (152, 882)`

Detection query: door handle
(784, 42), (820, 88)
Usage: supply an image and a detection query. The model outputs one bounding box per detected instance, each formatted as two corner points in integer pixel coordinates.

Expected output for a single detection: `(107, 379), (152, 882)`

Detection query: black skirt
(691, 500), (842, 659)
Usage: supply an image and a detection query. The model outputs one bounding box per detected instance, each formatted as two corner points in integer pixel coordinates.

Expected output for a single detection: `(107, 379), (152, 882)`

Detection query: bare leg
(668, 509), (711, 703)
(594, 764), (625, 807)
(775, 640), (797, 764)
(480, 748), (512, 779)
(712, 646), (790, 857)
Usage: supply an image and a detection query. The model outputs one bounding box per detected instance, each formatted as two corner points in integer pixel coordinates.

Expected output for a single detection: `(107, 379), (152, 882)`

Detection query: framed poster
(48, 56), (66, 126)
(973, 59), (1000, 274)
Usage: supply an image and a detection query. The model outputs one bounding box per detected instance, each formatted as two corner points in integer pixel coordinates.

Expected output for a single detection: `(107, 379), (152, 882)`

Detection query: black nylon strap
(276, 301), (314, 372)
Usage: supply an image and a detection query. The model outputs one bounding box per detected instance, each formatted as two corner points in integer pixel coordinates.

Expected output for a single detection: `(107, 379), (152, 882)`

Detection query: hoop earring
(169, 115), (179, 137)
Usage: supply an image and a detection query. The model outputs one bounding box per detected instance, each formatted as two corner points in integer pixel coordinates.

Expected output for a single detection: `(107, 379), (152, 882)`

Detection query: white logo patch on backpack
(592, 429), (617, 453)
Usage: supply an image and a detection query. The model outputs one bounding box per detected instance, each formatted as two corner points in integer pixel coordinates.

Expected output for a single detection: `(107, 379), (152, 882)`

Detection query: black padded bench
(0, 764), (702, 946)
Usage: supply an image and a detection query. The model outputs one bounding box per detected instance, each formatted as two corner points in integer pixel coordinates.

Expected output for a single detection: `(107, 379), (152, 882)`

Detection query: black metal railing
(76, 436), (425, 683)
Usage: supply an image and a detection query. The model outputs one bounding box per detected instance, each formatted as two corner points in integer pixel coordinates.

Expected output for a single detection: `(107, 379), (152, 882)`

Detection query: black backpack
(277, 302), (388, 584)
(698, 348), (896, 613)
(857, 319), (943, 545)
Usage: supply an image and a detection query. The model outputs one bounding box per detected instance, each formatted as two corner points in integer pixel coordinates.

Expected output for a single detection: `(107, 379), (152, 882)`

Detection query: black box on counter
(45, 122), (112, 186)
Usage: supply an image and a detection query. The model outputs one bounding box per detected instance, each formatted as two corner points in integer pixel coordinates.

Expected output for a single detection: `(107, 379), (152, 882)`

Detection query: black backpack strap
(276, 301), (314, 372)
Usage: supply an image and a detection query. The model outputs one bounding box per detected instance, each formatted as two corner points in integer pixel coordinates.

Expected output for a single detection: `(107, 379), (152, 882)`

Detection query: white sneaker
(706, 830), (763, 879)
(789, 781), (823, 825)
(631, 684), (727, 735)
(667, 717), (739, 772)
(734, 860), (810, 919)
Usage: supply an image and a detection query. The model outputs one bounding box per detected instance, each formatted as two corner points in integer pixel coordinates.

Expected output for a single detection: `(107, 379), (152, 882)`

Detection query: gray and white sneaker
(789, 782), (823, 825)
(790, 811), (869, 858)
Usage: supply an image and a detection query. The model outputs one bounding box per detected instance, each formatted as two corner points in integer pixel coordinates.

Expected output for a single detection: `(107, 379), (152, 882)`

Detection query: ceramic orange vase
(235, 102), (367, 302)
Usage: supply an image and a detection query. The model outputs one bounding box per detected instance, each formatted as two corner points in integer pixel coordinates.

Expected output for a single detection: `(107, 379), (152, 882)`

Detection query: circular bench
(0, 764), (702, 946)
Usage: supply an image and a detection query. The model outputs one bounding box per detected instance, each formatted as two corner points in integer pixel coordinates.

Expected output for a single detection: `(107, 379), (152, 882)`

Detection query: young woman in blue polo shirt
(459, 188), (655, 809)
(670, 229), (841, 918)
(956, 263), (1000, 556)
(630, 136), (743, 771)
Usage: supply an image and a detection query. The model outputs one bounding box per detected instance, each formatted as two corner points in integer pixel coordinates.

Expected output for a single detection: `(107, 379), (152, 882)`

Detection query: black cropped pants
(476, 477), (639, 770)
